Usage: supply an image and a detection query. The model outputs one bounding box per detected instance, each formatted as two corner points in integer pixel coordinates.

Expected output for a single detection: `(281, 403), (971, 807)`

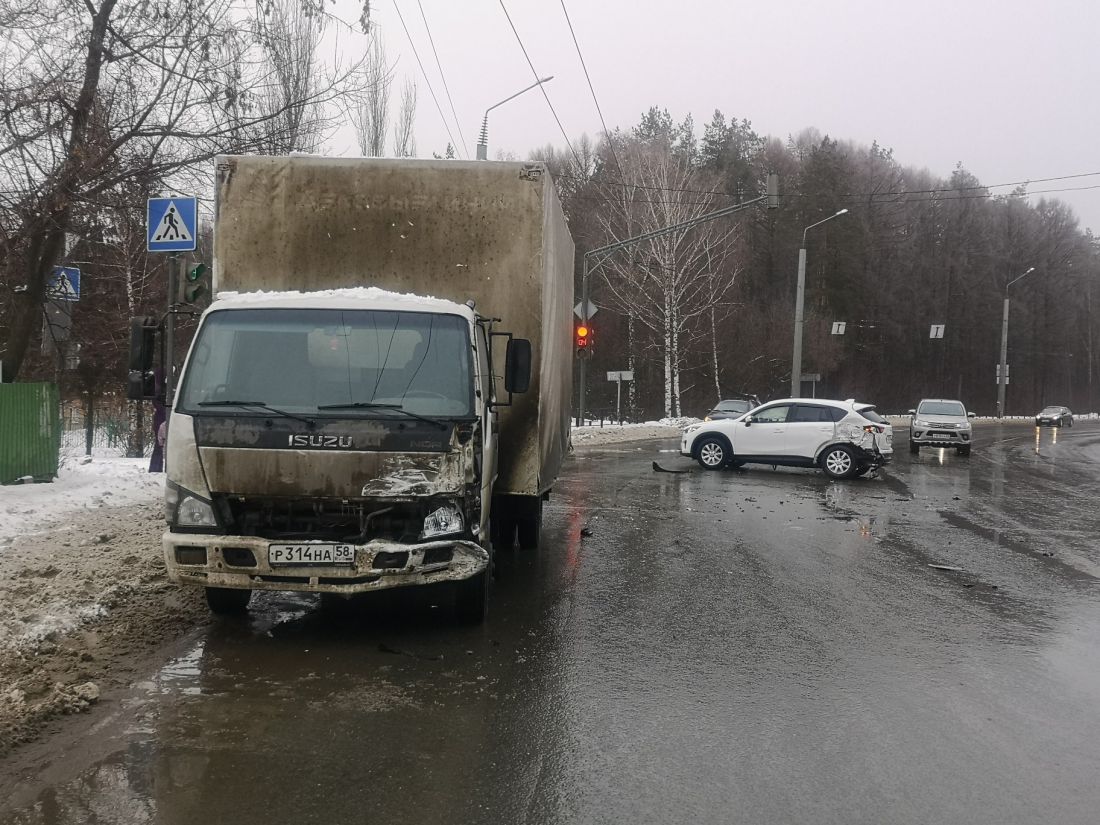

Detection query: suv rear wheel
(820, 445), (859, 479)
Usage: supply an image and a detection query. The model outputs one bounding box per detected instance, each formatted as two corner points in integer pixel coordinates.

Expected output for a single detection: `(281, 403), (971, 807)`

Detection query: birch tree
(392, 78), (417, 158)
(353, 35), (390, 157)
(595, 138), (742, 417)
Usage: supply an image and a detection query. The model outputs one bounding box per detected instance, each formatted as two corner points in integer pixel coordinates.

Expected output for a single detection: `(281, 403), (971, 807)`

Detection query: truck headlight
(168, 482), (217, 528)
(178, 494), (217, 527)
(420, 503), (464, 540)
(913, 418), (928, 428)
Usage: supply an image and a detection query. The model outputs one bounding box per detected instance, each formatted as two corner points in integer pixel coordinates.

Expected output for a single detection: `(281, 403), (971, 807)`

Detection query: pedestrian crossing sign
(147, 197), (197, 252)
(48, 266), (80, 301)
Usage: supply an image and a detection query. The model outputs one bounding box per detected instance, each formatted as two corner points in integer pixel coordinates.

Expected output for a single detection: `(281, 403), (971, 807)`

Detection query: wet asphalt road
(4, 421), (1100, 824)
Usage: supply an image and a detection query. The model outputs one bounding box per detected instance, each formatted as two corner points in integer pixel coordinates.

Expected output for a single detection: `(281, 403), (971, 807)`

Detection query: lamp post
(997, 266), (1035, 417)
(476, 76), (553, 160)
(790, 209), (848, 398)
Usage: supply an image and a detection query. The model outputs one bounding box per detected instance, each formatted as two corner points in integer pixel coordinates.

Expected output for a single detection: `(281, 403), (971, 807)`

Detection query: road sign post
(606, 370), (634, 422)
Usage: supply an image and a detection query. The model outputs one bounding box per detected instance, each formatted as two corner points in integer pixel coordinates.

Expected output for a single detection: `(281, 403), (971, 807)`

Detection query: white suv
(908, 399), (974, 456)
(681, 398), (893, 479)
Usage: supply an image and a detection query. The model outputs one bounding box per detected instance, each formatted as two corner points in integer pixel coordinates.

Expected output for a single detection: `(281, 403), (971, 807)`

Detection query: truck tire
(517, 499), (543, 550)
(455, 571), (489, 624)
(205, 586), (251, 615)
(909, 440), (919, 454)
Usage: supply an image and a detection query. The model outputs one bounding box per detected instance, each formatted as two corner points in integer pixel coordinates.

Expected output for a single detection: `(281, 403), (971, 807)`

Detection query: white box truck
(132, 157), (574, 622)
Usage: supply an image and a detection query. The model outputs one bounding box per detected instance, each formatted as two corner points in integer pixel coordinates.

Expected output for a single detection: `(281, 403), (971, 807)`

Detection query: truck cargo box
(213, 156), (574, 498)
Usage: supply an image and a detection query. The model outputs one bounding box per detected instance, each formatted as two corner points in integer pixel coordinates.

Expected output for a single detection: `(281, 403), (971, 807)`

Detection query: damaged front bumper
(163, 532), (488, 594)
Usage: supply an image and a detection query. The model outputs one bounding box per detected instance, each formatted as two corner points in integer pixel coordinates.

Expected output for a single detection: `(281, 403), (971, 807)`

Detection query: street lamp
(476, 76), (553, 160)
(790, 209), (848, 398)
(997, 266), (1035, 417)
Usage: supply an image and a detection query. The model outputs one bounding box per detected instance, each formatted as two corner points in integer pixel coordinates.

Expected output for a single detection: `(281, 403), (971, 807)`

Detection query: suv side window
(752, 405), (792, 423)
(790, 404), (833, 423)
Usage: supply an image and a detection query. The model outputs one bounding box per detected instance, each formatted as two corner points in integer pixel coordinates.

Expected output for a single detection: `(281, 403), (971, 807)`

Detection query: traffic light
(575, 322), (593, 357)
(180, 262), (208, 304)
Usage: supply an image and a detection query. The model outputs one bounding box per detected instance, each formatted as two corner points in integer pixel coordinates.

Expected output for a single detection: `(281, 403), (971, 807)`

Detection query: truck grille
(216, 496), (422, 542)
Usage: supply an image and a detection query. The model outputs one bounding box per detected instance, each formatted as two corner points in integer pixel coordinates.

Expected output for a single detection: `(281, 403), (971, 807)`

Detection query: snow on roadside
(571, 417), (695, 446)
(0, 456), (163, 544)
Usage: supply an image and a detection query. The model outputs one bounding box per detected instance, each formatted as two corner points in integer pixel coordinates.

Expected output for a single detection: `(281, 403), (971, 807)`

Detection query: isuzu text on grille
(288, 435), (353, 448)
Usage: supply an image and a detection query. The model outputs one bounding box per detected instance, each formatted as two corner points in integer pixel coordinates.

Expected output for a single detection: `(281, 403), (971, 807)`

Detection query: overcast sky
(333, 0), (1099, 233)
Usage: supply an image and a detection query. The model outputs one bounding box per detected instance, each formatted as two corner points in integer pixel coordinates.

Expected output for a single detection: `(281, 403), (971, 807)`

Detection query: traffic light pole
(165, 254), (179, 406)
(577, 255), (591, 426)
(575, 175), (778, 427)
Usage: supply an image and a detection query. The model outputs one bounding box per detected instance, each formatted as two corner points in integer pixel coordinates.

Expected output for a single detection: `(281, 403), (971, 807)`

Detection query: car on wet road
(703, 396), (760, 421)
(681, 397), (892, 479)
(1035, 405), (1073, 427)
(908, 398), (975, 455)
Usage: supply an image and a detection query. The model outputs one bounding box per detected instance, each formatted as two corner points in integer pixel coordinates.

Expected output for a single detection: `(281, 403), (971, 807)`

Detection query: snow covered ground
(0, 455), (162, 543)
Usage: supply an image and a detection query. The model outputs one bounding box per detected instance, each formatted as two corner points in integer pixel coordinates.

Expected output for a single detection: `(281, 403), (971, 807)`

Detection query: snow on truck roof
(208, 287), (474, 318)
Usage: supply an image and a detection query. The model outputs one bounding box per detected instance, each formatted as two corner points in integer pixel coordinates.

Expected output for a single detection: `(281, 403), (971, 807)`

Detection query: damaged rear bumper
(163, 532), (488, 594)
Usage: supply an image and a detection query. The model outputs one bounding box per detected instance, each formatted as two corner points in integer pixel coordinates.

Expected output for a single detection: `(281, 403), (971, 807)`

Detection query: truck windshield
(177, 308), (474, 418)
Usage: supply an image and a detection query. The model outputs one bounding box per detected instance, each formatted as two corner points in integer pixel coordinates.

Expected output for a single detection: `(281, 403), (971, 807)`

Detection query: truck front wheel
(205, 586), (252, 615)
(455, 571), (489, 624)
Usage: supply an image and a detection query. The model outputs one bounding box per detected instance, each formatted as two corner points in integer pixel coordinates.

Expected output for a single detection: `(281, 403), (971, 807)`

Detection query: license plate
(931, 434), (950, 439)
(269, 544), (355, 566)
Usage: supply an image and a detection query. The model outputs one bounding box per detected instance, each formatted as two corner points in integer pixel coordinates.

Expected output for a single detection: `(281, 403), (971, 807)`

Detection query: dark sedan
(704, 397), (759, 422)
(1035, 406), (1073, 427)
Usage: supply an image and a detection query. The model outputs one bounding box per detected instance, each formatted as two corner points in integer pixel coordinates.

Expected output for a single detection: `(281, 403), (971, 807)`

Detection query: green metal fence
(0, 383), (61, 484)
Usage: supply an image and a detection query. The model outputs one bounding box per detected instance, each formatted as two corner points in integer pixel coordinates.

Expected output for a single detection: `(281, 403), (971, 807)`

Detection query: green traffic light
(187, 263), (206, 282)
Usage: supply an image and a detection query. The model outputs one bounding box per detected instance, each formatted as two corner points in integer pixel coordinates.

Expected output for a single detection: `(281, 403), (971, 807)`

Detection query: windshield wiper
(317, 401), (449, 430)
(197, 400), (315, 426)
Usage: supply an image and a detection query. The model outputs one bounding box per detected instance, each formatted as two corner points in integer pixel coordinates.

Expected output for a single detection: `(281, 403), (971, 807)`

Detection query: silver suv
(908, 399), (975, 456)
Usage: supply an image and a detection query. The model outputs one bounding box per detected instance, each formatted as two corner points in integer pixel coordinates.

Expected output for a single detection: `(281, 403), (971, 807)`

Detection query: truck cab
(159, 289), (529, 622)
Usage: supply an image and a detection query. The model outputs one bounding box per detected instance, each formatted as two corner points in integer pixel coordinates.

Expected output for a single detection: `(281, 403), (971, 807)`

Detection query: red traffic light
(575, 324), (592, 348)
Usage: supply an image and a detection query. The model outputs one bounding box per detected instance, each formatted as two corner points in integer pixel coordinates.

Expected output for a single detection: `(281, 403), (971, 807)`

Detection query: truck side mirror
(744, 416), (753, 427)
(128, 316), (161, 401)
(967, 411), (976, 418)
(504, 338), (532, 394)
(907, 409), (916, 415)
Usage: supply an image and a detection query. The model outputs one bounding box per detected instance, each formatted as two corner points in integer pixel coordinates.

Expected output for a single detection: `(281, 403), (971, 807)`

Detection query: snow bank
(0, 457), (163, 543)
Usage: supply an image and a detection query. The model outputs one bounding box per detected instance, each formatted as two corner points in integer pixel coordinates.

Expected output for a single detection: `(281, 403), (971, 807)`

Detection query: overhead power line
(554, 169), (1100, 203)
(558, 0), (626, 183)
(497, 0), (586, 172)
(415, 0), (469, 160)
(559, 183), (1100, 210)
(392, 1), (463, 157)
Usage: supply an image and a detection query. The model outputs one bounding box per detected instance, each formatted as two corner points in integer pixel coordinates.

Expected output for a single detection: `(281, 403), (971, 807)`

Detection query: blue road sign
(48, 266), (80, 301)
(147, 197), (197, 252)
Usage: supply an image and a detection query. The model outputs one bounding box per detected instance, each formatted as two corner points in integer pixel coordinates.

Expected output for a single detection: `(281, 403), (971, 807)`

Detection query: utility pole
(997, 267), (1035, 417)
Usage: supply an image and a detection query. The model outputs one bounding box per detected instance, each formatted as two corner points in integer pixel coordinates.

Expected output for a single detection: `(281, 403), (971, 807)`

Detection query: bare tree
(353, 35), (390, 157)
(252, 0), (326, 154)
(392, 78), (417, 158)
(0, 0), (370, 381)
(595, 140), (742, 417)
